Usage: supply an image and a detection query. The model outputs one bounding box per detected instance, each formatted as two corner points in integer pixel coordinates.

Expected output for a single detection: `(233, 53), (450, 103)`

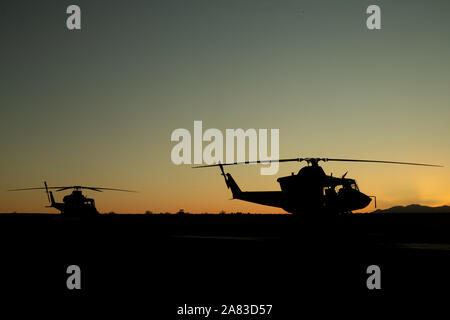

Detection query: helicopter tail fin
(218, 163), (242, 197)
(225, 173), (242, 198)
(48, 191), (56, 206)
(44, 181), (56, 206)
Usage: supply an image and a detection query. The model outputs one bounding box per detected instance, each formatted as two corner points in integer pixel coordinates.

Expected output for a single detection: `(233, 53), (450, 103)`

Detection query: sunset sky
(1, 0), (449, 213)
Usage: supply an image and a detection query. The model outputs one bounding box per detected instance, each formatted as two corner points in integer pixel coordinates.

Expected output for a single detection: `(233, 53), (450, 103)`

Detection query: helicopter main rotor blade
(193, 157), (443, 168)
(9, 186), (137, 192)
(56, 187), (75, 192)
(82, 187), (137, 192)
(8, 186), (69, 191)
(53, 186), (102, 192)
(193, 158), (301, 168)
(323, 158), (443, 167)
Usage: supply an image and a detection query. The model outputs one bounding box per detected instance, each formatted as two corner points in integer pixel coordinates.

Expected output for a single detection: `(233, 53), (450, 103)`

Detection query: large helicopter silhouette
(9, 182), (136, 217)
(195, 158), (442, 215)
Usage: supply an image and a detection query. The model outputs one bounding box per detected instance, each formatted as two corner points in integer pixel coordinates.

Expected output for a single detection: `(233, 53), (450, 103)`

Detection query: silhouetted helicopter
(9, 182), (136, 217)
(195, 158), (442, 215)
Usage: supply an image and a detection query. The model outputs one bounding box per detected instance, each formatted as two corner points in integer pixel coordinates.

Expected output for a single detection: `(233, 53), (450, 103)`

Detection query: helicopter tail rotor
(44, 181), (57, 207)
(218, 163), (229, 189)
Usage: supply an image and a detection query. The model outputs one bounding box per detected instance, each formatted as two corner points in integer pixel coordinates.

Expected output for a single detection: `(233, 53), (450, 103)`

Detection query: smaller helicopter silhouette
(194, 157), (443, 215)
(9, 182), (136, 217)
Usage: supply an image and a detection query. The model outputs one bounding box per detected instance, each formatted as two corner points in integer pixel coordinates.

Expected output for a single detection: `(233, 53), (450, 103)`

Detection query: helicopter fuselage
(9, 183), (136, 217)
(49, 190), (98, 217)
(277, 165), (372, 214)
(196, 157), (440, 214)
(222, 164), (372, 215)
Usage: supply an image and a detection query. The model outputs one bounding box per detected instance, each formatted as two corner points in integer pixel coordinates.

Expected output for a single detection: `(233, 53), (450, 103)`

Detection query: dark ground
(1, 212), (450, 315)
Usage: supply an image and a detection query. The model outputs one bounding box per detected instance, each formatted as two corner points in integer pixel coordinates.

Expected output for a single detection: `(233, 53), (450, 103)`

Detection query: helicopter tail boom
(220, 166), (284, 209)
(224, 171), (284, 208)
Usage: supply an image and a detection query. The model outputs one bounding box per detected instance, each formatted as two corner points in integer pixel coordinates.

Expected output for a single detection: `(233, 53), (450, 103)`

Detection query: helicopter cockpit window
(323, 187), (337, 196)
(350, 183), (359, 191)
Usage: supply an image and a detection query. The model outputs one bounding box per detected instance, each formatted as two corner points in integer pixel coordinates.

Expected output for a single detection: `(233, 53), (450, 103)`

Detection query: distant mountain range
(370, 204), (450, 214)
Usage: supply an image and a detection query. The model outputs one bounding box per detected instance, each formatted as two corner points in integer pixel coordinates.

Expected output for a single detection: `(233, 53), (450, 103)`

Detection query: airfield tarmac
(1, 213), (449, 313)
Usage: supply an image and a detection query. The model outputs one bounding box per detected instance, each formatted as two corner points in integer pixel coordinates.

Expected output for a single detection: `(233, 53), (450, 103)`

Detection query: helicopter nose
(359, 193), (372, 209)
